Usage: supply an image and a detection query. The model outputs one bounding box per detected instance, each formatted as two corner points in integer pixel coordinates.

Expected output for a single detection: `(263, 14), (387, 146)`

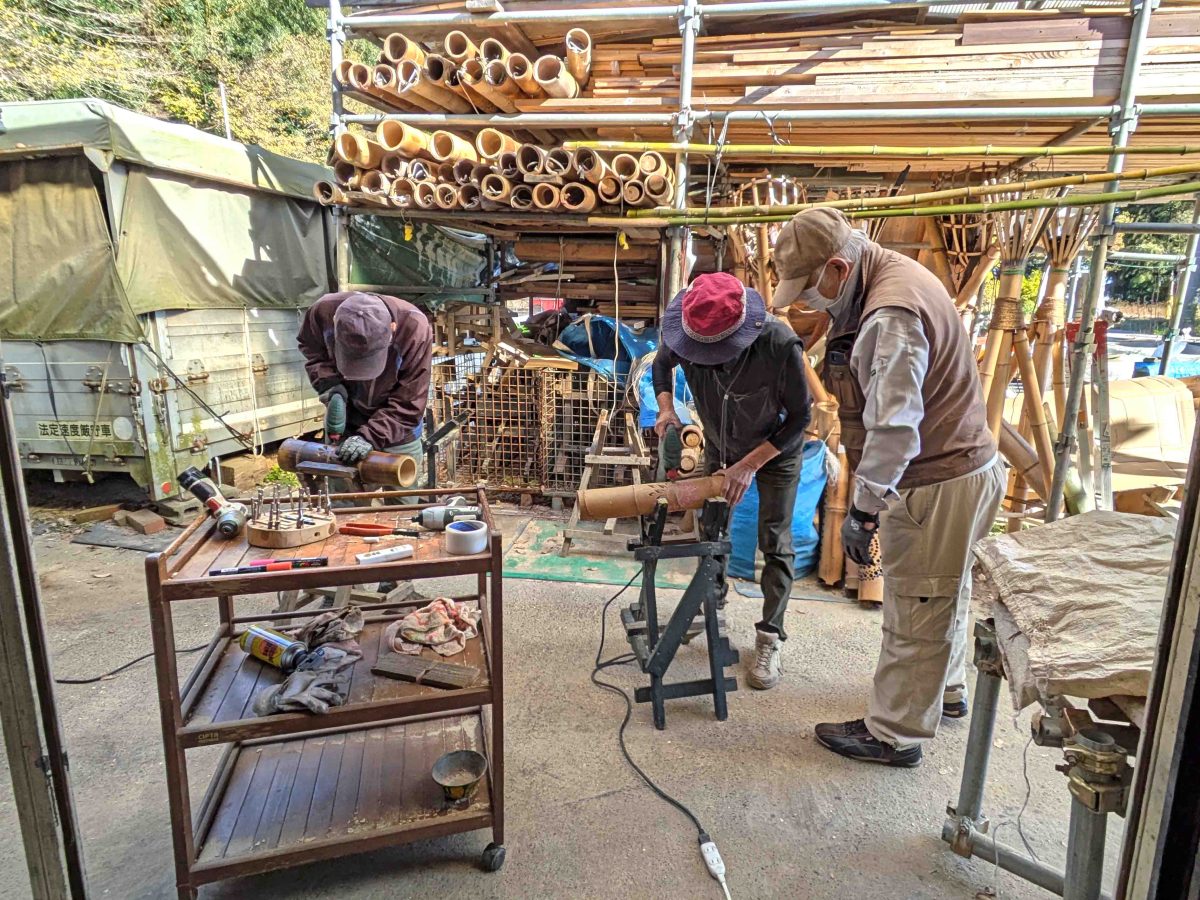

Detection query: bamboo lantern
(565, 29), (593, 87)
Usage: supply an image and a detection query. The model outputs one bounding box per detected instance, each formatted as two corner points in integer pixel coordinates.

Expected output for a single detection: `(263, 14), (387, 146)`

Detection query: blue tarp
(727, 440), (828, 581)
(1133, 357), (1200, 379)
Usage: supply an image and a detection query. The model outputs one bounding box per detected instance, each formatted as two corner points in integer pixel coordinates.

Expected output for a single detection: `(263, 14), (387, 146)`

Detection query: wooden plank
(303, 733), (347, 840)
(354, 726), (387, 826)
(378, 723), (408, 825)
(275, 736), (325, 849)
(199, 747), (262, 861)
(328, 730), (367, 831)
(223, 749), (282, 860)
(251, 740), (303, 853)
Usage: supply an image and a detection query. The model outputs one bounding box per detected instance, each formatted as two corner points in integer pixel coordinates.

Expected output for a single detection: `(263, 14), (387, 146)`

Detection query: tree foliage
(0, 0), (335, 161)
(1110, 200), (1193, 305)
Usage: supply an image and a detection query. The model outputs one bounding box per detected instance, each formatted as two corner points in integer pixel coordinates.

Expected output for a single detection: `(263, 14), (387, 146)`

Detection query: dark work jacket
(653, 318), (810, 467)
(297, 292), (433, 448)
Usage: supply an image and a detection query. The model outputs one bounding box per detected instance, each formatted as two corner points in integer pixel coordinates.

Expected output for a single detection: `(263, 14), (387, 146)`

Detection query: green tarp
(0, 157), (140, 341)
(349, 216), (485, 304)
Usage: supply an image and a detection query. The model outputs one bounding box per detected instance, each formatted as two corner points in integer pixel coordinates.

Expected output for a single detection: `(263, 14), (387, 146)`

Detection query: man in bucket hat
(652, 271), (812, 689)
(771, 208), (1004, 768)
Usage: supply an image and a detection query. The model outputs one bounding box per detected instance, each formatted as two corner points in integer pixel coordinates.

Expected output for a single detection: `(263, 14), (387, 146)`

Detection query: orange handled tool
(338, 521), (423, 537)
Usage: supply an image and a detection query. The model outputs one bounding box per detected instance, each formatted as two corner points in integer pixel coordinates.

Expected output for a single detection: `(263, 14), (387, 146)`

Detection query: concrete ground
(0, 493), (1124, 900)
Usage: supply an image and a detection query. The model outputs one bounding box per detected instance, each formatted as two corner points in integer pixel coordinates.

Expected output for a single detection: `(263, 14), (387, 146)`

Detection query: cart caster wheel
(481, 843), (506, 871)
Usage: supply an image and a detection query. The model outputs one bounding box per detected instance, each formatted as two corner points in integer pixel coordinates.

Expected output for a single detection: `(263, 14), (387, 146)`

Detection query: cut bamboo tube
(623, 181), (653, 208)
(313, 181), (346, 206)
(576, 148), (612, 185)
(360, 170), (390, 195)
(645, 173), (674, 205)
(477, 128), (520, 161)
(346, 63), (383, 98)
(389, 178), (415, 207)
(279, 439), (418, 488)
(678, 447), (701, 474)
(857, 534), (884, 604)
(407, 160), (435, 182)
(470, 162), (494, 184)
(534, 55), (580, 99)
(377, 120), (434, 159)
(444, 30), (479, 64)
(638, 151), (670, 180)
(612, 153), (641, 182)
(424, 54), (457, 87)
(383, 33), (425, 66)
(506, 54), (546, 98)
(398, 59), (471, 113)
(565, 28), (592, 88)
(597, 175), (623, 205)
(485, 59), (522, 97)
(680, 424), (703, 448)
(458, 59), (514, 113)
(510, 184), (534, 210)
(818, 448), (849, 586)
(332, 160), (358, 187)
(497, 151), (519, 178)
(480, 38), (510, 65)
(545, 147), (575, 176)
(561, 182), (598, 213)
(576, 475), (725, 520)
(334, 131), (363, 165)
(533, 182), (563, 210)
(413, 181), (437, 209)
(516, 144), (548, 176)
(481, 173), (514, 203)
(435, 161), (456, 182)
(431, 130), (479, 163)
(371, 64), (420, 111)
(434, 183), (458, 210)
(335, 60), (356, 88)
(572, 140), (1200, 160)
(458, 183), (482, 210)
(344, 133), (385, 169)
(379, 154), (406, 178)
(452, 158), (476, 185)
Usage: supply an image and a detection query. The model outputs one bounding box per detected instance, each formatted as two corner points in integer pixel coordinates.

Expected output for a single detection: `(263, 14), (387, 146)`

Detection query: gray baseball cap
(333, 293), (393, 380)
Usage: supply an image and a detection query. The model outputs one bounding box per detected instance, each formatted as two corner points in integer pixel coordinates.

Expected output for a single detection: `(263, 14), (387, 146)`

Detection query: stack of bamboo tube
(316, 123), (676, 213)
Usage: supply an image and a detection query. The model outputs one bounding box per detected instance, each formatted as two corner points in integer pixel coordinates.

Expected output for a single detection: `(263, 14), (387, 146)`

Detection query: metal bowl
(431, 749), (488, 805)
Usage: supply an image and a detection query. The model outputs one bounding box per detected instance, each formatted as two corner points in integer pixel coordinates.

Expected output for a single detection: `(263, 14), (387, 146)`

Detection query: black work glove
(318, 383), (348, 405)
(841, 505), (879, 566)
(337, 435), (372, 464)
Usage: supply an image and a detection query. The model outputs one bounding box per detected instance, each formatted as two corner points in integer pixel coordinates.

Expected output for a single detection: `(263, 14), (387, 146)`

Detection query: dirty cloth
(253, 606), (364, 716)
(384, 597), (481, 657)
(972, 510), (1175, 711)
(253, 645), (361, 715)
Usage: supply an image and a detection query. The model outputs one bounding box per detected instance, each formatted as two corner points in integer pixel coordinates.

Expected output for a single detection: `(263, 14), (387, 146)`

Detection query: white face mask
(797, 260), (841, 312)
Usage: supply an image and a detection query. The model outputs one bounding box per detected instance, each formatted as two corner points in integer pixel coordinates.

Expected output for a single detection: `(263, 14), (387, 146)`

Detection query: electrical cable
(54, 643), (207, 685)
(590, 571), (732, 898)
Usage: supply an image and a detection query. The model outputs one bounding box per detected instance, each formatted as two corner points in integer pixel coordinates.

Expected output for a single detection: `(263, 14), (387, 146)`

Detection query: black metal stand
(622, 497), (739, 730)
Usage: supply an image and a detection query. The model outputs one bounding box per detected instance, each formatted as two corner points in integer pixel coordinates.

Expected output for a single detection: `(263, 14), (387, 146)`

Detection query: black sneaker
(943, 699), (969, 719)
(814, 719), (923, 768)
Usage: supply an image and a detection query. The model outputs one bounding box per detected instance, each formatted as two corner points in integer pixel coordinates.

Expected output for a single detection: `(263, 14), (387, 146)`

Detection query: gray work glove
(253, 646), (361, 716)
(842, 505), (880, 566)
(318, 383), (348, 405)
(337, 434), (372, 464)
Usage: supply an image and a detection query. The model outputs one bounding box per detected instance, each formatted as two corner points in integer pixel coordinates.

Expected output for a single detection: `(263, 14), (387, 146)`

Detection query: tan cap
(771, 208), (854, 309)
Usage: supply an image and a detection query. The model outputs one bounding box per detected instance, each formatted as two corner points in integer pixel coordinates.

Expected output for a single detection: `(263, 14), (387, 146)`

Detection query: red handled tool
(339, 521), (423, 537)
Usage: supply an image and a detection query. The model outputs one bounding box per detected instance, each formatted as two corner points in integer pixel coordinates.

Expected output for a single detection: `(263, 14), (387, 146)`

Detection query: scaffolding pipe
(666, 0), (700, 301)
(1046, 0), (1156, 523)
(1116, 221), (1200, 235)
(1160, 195), (1200, 375)
(1109, 250), (1188, 262)
(567, 140), (1200, 158)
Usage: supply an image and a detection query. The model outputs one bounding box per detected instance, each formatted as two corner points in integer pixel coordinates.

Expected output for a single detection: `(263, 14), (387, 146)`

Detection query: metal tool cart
(145, 486), (505, 900)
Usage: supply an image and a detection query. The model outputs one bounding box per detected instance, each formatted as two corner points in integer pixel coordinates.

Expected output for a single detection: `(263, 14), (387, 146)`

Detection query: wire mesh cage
(453, 364), (544, 489)
(540, 370), (627, 494)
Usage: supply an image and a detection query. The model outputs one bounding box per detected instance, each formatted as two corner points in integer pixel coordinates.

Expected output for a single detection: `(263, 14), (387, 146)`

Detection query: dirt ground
(0, 479), (1125, 899)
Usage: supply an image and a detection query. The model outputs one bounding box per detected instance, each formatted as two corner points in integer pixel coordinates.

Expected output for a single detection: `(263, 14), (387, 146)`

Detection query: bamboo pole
(506, 54), (545, 98)
(534, 55), (580, 99)
(623, 163), (1200, 219)
(561, 182), (598, 213)
(818, 449), (849, 587)
(567, 140), (1200, 159)
(565, 29), (592, 87)
(382, 33), (426, 66)
(1013, 328), (1056, 493)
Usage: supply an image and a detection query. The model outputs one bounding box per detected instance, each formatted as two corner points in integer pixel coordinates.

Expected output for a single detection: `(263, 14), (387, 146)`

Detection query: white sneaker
(747, 629), (782, 690)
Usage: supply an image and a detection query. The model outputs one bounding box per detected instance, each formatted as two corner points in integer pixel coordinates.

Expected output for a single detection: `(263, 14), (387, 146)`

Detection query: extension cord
(700, 834), (732, 900)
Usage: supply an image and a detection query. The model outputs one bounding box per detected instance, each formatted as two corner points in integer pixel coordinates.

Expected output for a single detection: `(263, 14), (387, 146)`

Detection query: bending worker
(653, 272), (812, 690)
(770, 208), (1004, 768)
(298, 291), (433, 482)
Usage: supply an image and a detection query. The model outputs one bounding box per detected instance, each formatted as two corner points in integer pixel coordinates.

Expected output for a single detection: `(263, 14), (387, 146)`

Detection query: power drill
(658, 424), (684, 481)
(412, 497), (482, 531)
(178, 467), (249, 538)
(324, 391), (347, 444)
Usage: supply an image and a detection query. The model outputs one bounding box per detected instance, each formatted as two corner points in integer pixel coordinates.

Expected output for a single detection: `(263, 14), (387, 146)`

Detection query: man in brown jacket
(771, 209), (1005, 768)
(297, 292), (433, 480)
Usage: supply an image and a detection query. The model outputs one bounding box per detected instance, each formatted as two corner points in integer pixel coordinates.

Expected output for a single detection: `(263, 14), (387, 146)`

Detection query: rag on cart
(383, 597), (481, 657)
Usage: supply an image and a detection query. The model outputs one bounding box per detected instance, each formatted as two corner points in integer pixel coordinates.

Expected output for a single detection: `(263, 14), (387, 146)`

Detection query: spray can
(238, 625), (307, 673)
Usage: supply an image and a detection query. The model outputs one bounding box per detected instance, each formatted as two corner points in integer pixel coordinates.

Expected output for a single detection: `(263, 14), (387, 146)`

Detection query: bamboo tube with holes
(645, 173), (674, 205)
(497, 151), (519, 178)
(480, 37), (509, 65)
(623, 181), (653, 208)
(431, 131), (478, 163)
(576, 147), (612, 185)
(313, 181), (346, 206)
(545, 148), (575, 176)
(444, 30), (478, 64)
(819, 448), (849, 586)
(576, 475), (725, 520)
(434, 183), (458, 209)
(485, 59), (522, 97)
(598, 175), (622, 205)
(612, 153), (640, 183)
(383, 33), (425, 66)
(279, 439), (418, 488)
(377, 120), (434, 159)
(477, 128), (519, 161)
(480, 173), (513, 203)
(452, 159), (476, 185)
(413, 181), (437, 209)
(561, 182), (597, 213)
(510, 184), (534, 210)
(534, 55), (579, 99)
(533, 182), (562, 210)
(516, 144), (547, 176)
(397, 59), (470, 112)
(507, 54), (545, 97)
(458, 183), (482, 210)
(857, 535), (884, 603)
(638, 151), (670, 180)
(565, 28), (592, 87)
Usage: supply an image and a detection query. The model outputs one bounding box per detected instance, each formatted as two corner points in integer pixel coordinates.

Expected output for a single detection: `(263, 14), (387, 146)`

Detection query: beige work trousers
(865, 457), (1006, 749)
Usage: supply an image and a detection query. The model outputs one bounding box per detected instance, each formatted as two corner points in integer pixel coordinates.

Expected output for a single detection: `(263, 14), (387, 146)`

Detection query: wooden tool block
(371, 654), (480, 689)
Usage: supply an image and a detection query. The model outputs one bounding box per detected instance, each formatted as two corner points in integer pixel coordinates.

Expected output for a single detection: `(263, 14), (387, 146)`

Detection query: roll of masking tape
(444, 519), (489, 555)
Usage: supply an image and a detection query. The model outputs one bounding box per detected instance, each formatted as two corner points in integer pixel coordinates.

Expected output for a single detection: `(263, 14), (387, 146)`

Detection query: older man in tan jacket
(772, 208), (1005, 768)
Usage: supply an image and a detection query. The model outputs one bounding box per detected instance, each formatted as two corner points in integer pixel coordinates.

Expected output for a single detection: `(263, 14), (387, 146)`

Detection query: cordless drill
(324, 391), (347, 445)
